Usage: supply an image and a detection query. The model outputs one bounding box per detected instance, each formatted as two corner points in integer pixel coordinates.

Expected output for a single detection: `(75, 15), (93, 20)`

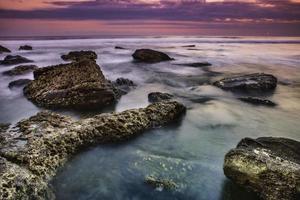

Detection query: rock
(145, 175), (178, 191)
(0, 123), (10, 145)
(238, 97), (277, 107)
(8, 79), (31, 89)
(213, 73), (277, 93)
(175, 62), (212, 67)
(19, 45), (33, 51)
(113, 78), (136, 95)
(148, 92), (174, 103)
(182, 45), (196, 48)
(0, 101), (186, 200)
(224, 137), (300, 200)
(2, 65), (38, 76)
(132, 49), (174, 63)
(0, 45), (11, 53)
(24, 59), (119, 109)
(115, 46), (126, 50)
(0, 55), (33, 65)
(61, 50), (97, 62)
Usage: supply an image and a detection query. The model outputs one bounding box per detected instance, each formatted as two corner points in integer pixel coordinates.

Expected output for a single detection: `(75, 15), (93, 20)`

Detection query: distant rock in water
(213, 73), (277, 93)
(175, 62), (212, 67)
(238, 97), (277, 107)
(132, 49), (174, 63)
(145, 175), (178, 191)
(61, 50), (97, 62)
(148, 92), (173, 103)
(113, 78), (136, 95)
(2, 65), (38, 76)
(0, 55), (33, 65)
(224, 137), (300, 200)
(24, 59), (119, 109)
(182, 45), (196, 48)
(19, 45), (33, 51)
(0, 45), (11, 53)
(8, 79), (31, 89)
(115, 46), (127, 50)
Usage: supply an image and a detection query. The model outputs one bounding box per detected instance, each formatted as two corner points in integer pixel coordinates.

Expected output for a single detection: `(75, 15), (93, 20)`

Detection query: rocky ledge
(2, 65), (38, 76)
(61, 50), (97, 62)
(0, 101), (186, 200)
(8, 79), (32, 89)
(0, 45), (11, 54)
(224, 137), (300, 200)
(132, 49), (174, 63)
(0, 55), (33, 66)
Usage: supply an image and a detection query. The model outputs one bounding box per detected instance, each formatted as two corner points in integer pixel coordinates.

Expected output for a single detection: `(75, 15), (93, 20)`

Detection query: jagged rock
(19, 45), (33, 51)
(213, 73), (277, 93)
(148, 92), (173, 103)
(0, 45), (11, 53)
(0, 55), (33, 65)
(8, 79), (31, 89)
(2, 65), (38, 76)
(224, 137), (300, 200)
(238, 97), (277, 107)
(61, 50), (97, 62)
(0, 101), (186, 200)
(145, 175), (178, 191)
(132, 49), (174, 63)
(113, 78), (136, 95)
(24, 59), (119, 109)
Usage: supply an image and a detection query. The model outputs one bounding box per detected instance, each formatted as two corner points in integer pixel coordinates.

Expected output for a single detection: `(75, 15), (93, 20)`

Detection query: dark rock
(61, 50), (97, 62)
(175, 62), (212, 67)
(0, 55), (33, 65)
(238, 97), (277, 107)
(148, 92), (173, 103)
(213, 73), (277, 93)
(224, 137), (300, 200)
(2, 65), (38, 76)
(113, 78), (136, 95)
(132, 49), (174, 63)
(115, 46), (126, 50)
(0, 45), (11, 53)
(19, 45), (33, 51)
(182, 45), (196, 48)
(0, 101), (186, 199)
(24, 59), (119, 109)
(8, 79), (31, 89)
(0, 123), (10, 144)
(145, 175), (178, 190)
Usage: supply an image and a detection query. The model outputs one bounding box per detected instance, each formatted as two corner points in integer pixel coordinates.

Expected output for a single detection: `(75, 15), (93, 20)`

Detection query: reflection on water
(0, 37), (300, 199)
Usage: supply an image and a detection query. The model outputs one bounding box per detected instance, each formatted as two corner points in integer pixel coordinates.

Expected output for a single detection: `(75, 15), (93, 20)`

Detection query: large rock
(61, 50), (97, 62)
(213, 73), (277, 93)
(8, 79), (31, 89)
(132, 49), (173, 63)
(19, 45), (33, 51)
(0, 45), (11, 53)
(0, 55), (33, 65)
(224, 137), (300, 200)
(2, 65), (38, 76)
(0, 101), (186, 200)
(24, 59), (119, 109)
(148, 92), (173, 103)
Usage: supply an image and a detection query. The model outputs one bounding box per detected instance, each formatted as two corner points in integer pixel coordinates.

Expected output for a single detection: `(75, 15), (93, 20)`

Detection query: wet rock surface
(24, 59), (119, 109)
(0, 45), (11, 53)
(224, 137), (300, 200)
(238, 97), (277, 107)
(2, 65), (38, 76)
(61, 50), (97, 62)
(145, 175), (178, 191)
(115, 46), (127, 50)
(148, 92), (174, 103)
(175, 62), (212, 67)
(0, 55), (33, 66)
(0, 101), (186, 200)
(113, 78), (136, 95)
(132, 49), (174, 63)
(8, 79), (32, 89)
(19, 45), (33, 51)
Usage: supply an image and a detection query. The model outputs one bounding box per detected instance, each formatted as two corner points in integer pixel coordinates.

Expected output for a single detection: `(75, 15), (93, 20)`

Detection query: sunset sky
(0, 0), (300, 37)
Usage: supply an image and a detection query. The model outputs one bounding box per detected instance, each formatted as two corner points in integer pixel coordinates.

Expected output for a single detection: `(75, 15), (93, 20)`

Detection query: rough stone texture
(61, 51), (97, 62)
(0, 45), (11, 53)
(8, 79), (32, 89)
(19, 45), (33, 51)
(132, 49), (174, 63)
(24, 59), (119, 109)
(0, 101), (186, 200)
(213, 73), (277, 93)
(0, 55), (33, 66)
(148, 92), (173, 103)
(224, 137), (300, 200)
(3, 65), (38, 76)
(238, 97), (277, 107)
(113, 78), (136, 95)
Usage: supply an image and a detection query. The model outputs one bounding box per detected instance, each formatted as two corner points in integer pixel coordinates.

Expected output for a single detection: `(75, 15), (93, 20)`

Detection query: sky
(0, 0), (300, 37)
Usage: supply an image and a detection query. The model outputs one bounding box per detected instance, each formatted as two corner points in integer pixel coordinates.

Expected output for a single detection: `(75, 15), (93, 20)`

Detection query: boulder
(213, 73), (277, 93)
(0, 55), (33, 65)
(238, 97), (277, 107)
(19, 45), (33, 51)
(148, 92), (173, 103)
(8, 79), (31, 89)
(0, 101), (186, 200)
(2, 65), (38, 76)
(113, 78), (136, 95)
(132, 49), (174, 63)
(61, 50), (97, 62)
(0, 45), (11, 53)
(224, 137), (300, 200)
(24, 59), (119, 109)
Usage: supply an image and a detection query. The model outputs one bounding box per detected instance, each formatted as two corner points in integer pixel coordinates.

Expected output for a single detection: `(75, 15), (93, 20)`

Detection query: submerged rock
(213, 73), (277, 93)
(61, 50), (97, 62)
(182, 45), (196, 48)
(148, 92), (173, 103)
(145, 175), (178, 191)
(113, 78), (136, 95)
(8, 79), (31, 89)
(0, 55), (33, 65)
(132, 49), (174, 63)
(0, 101), (186, 200)
(0, 45), (11, 53)
(24, 59), (119, 109)
(19, 45), (33, 51)
(224, 137), (300, 200)
(175, 62), (212, 67)
(115, 46), (126, 50)
(2, 65), (38, 76)
(238, 97), (277, 107)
